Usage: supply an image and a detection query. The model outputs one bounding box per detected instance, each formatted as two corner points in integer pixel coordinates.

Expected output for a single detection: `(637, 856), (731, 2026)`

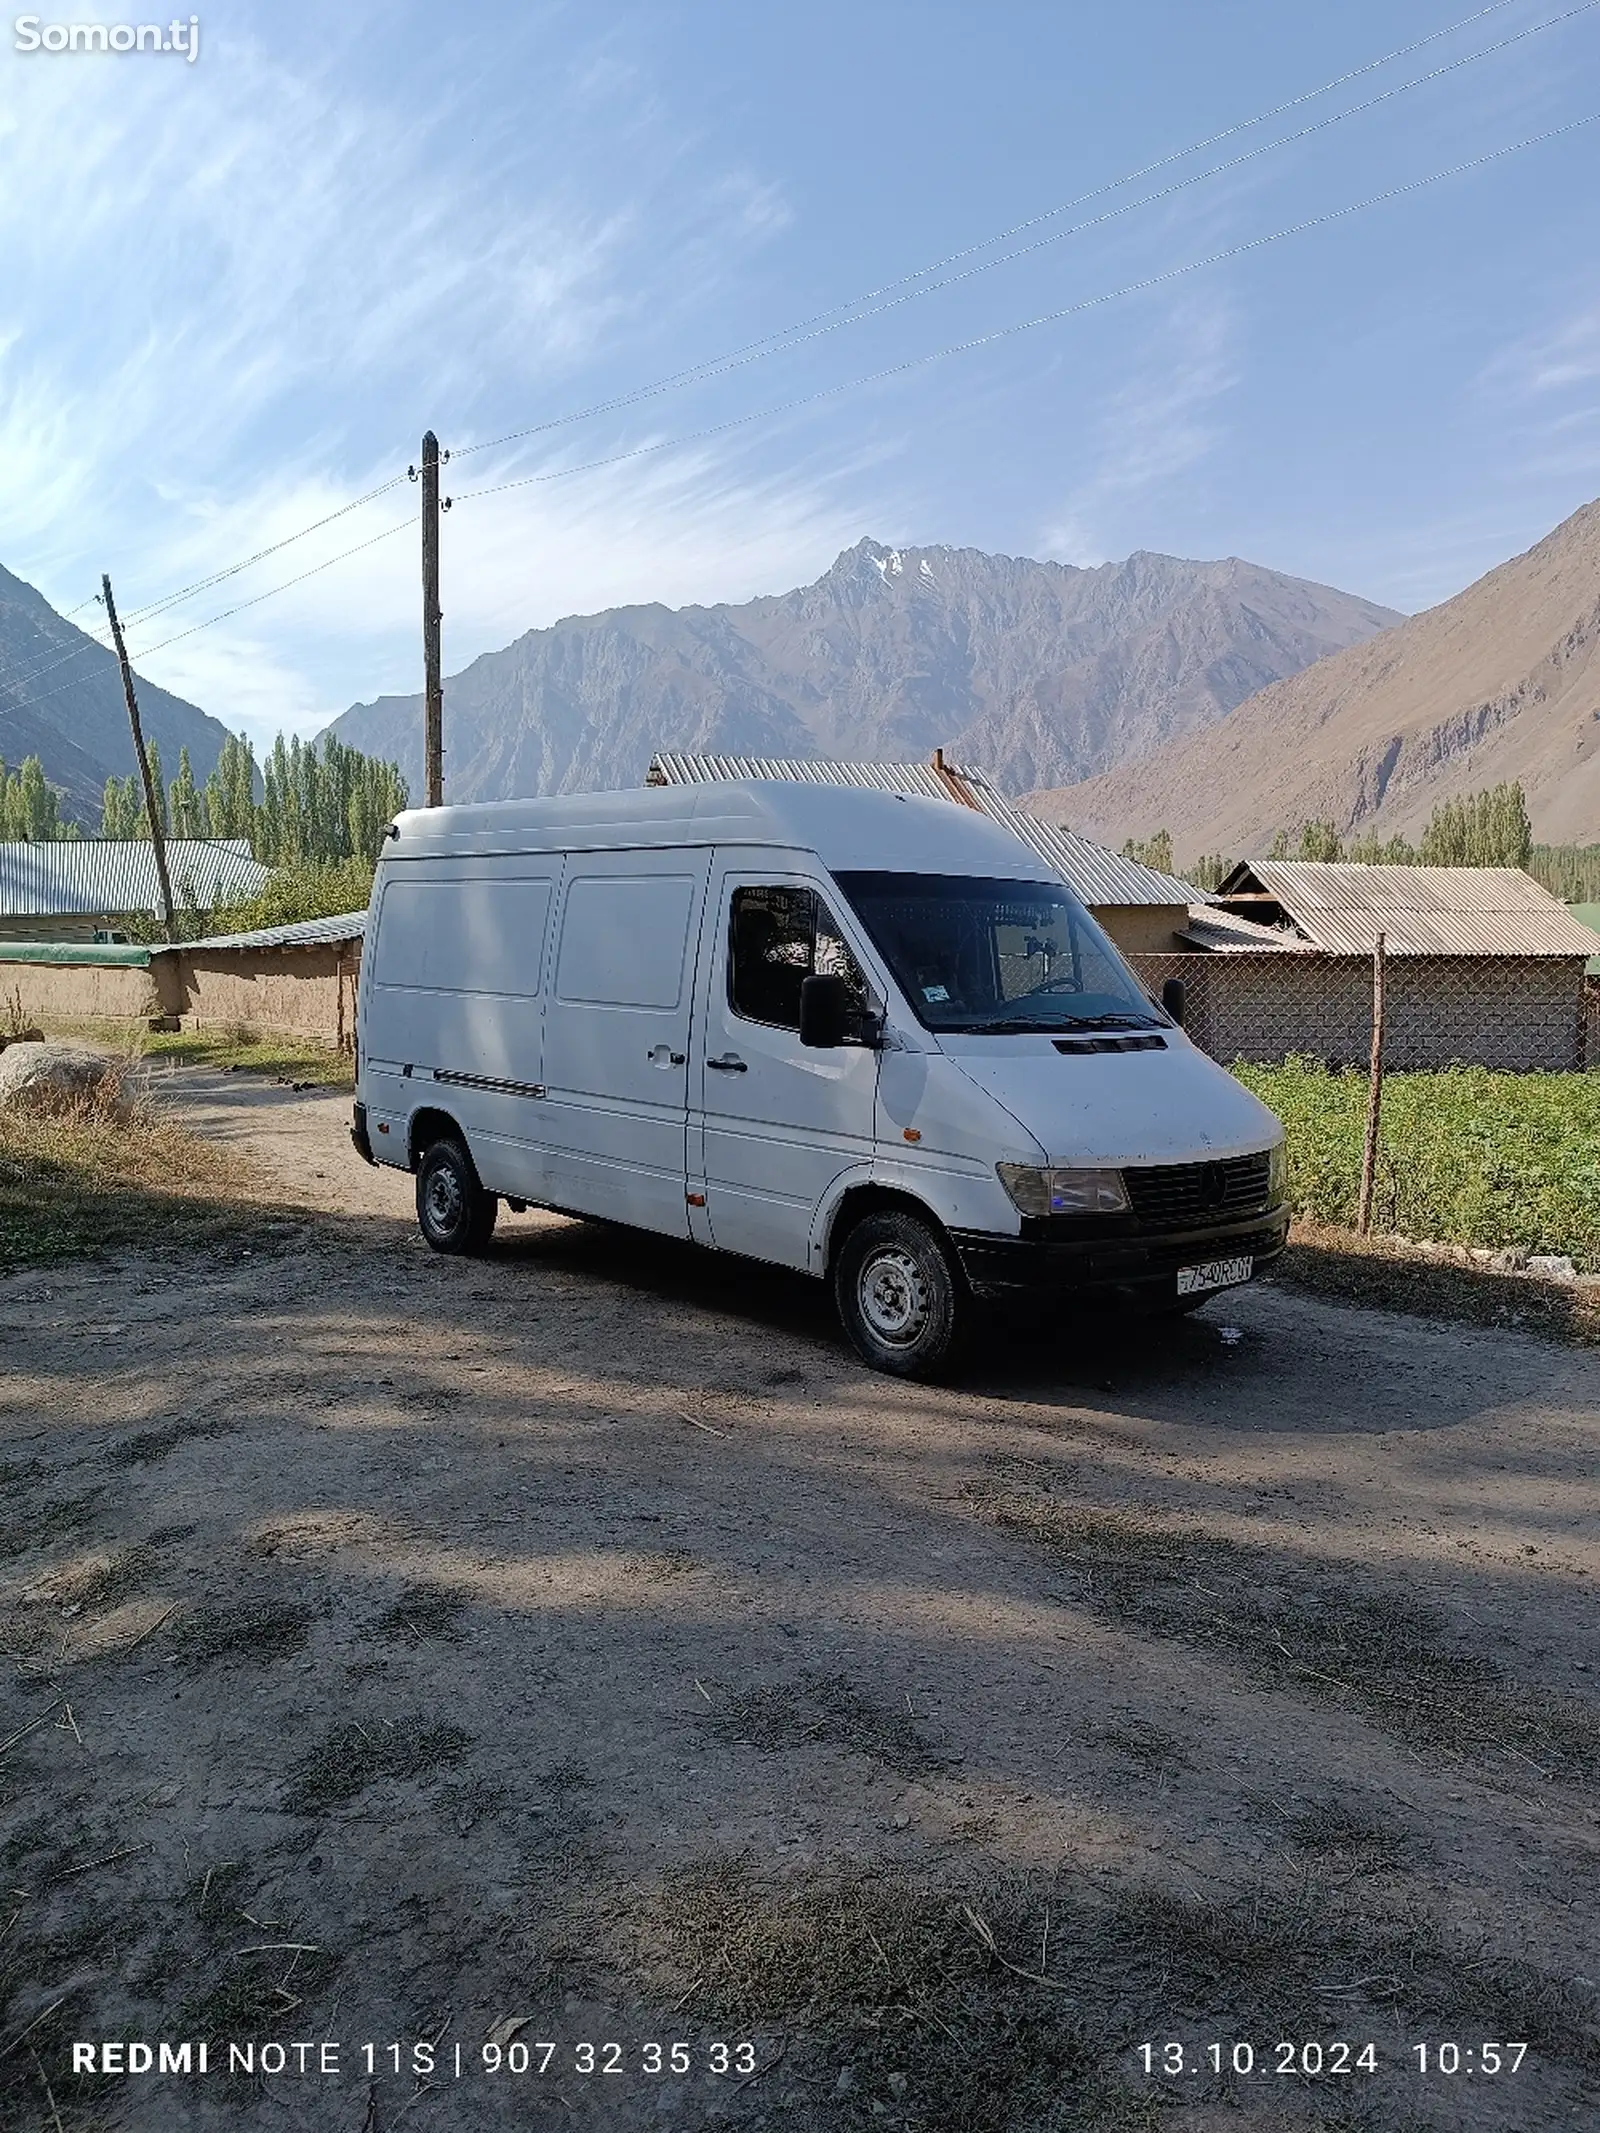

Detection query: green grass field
(1234, 1061), (1600, 1272)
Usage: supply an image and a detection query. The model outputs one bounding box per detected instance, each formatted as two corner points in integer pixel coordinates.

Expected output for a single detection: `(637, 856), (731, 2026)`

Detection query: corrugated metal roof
(1227, 862), (1598, 958)
(178, 910), (367, 953)
(1177, 906), (1314, 954)
(646, 753), (1199, 907)
(0, 839), (270, 918)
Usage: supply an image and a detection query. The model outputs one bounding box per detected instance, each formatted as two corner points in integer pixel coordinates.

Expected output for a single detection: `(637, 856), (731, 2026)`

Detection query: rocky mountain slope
(329, 538), (1399, 802)
(0, 562), (234, 823)
(1027, 497), (1600, 854)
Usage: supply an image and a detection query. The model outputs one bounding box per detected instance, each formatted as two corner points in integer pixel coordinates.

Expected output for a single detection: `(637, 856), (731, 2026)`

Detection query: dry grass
(103, 1415), (231, 1468)
(176, 1599), (316, 1671)
(1273, 1220), (1600, 1345)
(0, 1063), (265, 1270)
(139, 1023), (354, 1089)
(699, 1670), (954, 1778)
(281, 1715), (472, 1814)
(370, 1582), (469, 1645)
(982, 1491), (1600, 1784)
(607, 1854), (1597, 2130)
(0, 1489), (101, 1559)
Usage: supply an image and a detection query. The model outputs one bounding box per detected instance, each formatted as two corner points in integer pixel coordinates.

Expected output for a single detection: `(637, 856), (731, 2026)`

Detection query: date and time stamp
(69, 2032), (1535, 2087)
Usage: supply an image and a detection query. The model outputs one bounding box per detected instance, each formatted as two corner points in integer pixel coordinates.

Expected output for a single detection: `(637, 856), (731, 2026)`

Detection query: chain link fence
(1127, 951), (1592, 1072)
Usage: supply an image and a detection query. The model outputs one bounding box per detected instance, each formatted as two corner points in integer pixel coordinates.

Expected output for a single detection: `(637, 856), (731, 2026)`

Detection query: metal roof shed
(1212, 861), (1600, 958)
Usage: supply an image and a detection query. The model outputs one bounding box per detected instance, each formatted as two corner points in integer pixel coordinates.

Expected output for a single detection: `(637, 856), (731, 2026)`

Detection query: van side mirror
(799, 973), (850, 1048)
(1161, 976), (1187, 1027)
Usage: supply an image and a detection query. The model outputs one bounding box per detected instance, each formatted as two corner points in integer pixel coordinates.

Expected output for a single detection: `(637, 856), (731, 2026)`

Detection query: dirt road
(2, 1069), (1596, 2132)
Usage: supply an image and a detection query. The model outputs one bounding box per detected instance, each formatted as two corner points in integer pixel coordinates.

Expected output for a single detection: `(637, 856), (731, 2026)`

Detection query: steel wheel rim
(858, 1245), (930, 1345)
(424, 1164), (463, 1234)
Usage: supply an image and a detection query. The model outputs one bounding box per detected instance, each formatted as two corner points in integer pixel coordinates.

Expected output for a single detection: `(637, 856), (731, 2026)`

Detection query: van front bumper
(949, 1208), (1290, 1303)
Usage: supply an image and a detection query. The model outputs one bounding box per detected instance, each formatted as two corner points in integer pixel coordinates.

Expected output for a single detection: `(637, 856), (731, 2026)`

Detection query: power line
(448, 0), (1579, 465)
(4, 32), (1594, 726)
(0, 474), (414, 696)
(447, 110), (1600, 509)
(6, 103), (1593, 729)
(117, 471), (412, 629)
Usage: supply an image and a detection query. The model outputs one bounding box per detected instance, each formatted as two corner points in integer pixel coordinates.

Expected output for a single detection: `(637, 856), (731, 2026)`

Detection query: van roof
(384, 780), (1059, 880)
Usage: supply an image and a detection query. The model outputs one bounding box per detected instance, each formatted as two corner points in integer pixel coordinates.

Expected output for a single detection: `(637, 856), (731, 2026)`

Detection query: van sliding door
(540, 849), (712, 1236)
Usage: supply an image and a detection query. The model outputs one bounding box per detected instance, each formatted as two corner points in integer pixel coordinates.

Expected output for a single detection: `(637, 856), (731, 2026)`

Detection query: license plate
(1176, 1255), (1253, 1297)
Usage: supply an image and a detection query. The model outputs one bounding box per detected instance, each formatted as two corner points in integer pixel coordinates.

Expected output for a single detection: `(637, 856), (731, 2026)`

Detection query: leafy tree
(1119, 828), (1175, 875)
(203, 731), (259, 843)
(1297, 820), (1343, 862)
(1418, 781), (1533, 868)
(1344, 829), (1418, 865)
(1186, 853), (1232, 892)
(1529, 842), (1600, 903)
(0, 755), (74, 840)
(169, 747), (205, 837)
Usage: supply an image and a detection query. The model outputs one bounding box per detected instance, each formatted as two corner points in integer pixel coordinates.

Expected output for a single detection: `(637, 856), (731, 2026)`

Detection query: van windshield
(833, 871), (1164, 1035)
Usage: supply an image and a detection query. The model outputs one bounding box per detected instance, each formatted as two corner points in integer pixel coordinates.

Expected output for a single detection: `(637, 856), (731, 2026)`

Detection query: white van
(352, 782), (1287, 1377)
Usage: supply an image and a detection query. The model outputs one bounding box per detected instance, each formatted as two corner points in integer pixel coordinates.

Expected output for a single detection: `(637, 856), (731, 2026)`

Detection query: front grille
(1124, 1151), (1272, 1230)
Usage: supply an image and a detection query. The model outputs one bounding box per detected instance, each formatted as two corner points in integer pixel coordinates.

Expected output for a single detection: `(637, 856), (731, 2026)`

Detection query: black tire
(833, 1209), (967, 1379)
(415, 1136), (498, 1255)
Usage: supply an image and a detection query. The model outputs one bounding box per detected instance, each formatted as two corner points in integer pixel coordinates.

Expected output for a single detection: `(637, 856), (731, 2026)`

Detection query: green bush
(1233, 1059), (1600, 1270)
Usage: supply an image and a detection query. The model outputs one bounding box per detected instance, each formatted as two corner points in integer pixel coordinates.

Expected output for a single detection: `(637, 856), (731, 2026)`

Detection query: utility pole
(101, 573), (177, 944)
(420, 429), (444, 806)
(1357, 929), (1387, 1235)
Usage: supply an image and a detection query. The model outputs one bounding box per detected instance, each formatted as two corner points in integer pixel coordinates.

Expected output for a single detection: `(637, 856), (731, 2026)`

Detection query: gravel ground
(0, 1067), (1595, 2133)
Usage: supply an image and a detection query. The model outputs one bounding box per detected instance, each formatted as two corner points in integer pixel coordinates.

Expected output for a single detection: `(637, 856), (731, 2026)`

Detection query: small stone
(1526, 1254), (1577, 1282)
(891, 1812), (909, 1829)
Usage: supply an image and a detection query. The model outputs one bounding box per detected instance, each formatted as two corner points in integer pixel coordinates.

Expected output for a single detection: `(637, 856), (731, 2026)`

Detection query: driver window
(729, 885), (866, 1029)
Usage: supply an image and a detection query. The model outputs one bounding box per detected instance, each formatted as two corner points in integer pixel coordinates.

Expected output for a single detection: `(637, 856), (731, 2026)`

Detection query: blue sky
(1, 0), (1598, 756)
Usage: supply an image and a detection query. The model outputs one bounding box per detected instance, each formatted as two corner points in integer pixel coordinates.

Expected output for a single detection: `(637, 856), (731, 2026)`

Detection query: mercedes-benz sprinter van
(352, 781), (1288, 1376)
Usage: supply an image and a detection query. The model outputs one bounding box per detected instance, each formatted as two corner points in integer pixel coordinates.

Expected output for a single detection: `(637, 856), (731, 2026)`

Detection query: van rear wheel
(416, 1136), (498, 1255)
(834, 1210), (967, 1380)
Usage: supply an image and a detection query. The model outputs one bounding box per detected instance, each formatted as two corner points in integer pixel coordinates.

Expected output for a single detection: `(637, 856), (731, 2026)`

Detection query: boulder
(0, 1040), (123, 1113)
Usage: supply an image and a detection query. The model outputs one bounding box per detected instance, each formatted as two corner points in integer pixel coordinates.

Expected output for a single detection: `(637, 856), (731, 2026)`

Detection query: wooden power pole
(421, 430), (444, 806)
(1357, 929), (1387, 1235)
(102, 573), (177, 944)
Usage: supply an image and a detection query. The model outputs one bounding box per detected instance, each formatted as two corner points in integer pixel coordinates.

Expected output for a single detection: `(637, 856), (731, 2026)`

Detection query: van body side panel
(361, 859), (558, 1195)
(694, 854), (880, 1273)
(540, 849), (712, 1236)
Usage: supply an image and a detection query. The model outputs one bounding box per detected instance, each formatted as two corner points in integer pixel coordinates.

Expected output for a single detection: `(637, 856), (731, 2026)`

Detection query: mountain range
(0, 562), (232, 821)
(1029, 497), (1600, 854)
(328, 538), (1401, 803)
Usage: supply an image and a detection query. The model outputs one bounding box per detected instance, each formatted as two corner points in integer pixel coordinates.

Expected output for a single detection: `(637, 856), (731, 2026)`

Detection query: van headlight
(1268, 1139), (1287, 1205)
(997, 1164), (1130, 1217)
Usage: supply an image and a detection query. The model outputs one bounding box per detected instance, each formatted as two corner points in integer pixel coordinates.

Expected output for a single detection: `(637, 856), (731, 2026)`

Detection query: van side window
(728, 886), (866, 1030)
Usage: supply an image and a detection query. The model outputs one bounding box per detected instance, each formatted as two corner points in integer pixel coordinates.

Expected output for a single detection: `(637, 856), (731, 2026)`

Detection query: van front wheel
(416, 1137), (498, 1255)
(834, 1210), (966, 1379)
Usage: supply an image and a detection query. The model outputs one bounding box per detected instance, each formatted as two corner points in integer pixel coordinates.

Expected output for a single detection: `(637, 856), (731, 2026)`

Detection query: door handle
(647, 1045), (686, 1067)
(707, 1054), (748, 1073)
